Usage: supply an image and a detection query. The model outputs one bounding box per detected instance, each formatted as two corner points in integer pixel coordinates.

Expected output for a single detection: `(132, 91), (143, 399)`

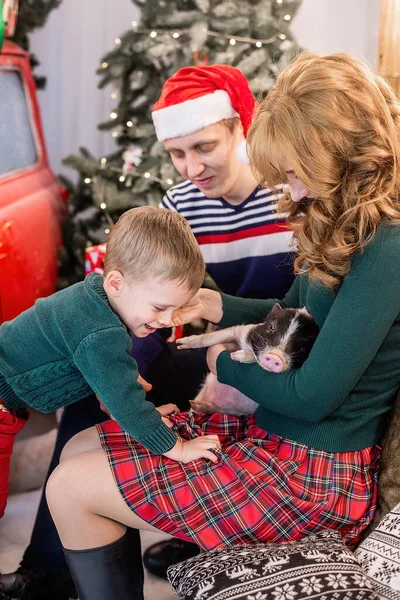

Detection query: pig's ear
(270, 303), (283, 314)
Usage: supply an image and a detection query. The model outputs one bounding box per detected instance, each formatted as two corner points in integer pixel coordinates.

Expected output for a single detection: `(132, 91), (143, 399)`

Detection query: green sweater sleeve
(217, 225), (400, 421)
(219, 277), (300, 328)
(74, 327), (177, 454)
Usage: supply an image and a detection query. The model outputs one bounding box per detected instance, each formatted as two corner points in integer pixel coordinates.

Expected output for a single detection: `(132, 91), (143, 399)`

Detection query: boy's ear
(103, 270), (124, 297)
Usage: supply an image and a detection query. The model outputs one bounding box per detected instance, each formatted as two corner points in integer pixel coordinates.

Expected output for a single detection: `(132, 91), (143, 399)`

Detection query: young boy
(0, 206), (219, 520)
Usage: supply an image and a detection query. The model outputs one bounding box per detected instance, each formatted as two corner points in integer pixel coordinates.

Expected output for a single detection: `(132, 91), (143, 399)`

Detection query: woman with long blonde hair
(43, 53), (400, 600)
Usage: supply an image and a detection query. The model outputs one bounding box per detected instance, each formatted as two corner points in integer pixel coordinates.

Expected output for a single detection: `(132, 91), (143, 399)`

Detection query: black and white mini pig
(177, 304), (319, 415)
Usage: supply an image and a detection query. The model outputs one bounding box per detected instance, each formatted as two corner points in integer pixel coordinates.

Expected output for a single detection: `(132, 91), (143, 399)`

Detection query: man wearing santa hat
(142, 64), (295, 578)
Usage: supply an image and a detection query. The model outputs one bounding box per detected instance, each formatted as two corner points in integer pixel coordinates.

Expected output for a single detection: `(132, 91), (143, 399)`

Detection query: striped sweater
(161, 180), (295, 299)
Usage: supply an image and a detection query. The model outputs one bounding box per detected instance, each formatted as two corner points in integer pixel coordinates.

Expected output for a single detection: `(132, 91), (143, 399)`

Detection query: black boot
(143, 539), (200, 579)
(63, 528), (144, 600)
(0, 568), (77, 600)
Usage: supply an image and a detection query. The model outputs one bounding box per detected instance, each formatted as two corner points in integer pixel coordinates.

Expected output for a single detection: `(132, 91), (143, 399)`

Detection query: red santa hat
(152, 65), (255, 163)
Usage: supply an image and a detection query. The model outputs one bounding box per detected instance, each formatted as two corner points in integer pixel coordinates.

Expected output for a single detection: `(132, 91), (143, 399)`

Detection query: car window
(0, 69), (38, 177)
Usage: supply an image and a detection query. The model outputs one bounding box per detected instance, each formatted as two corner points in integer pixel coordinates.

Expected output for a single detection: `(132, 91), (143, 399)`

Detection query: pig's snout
(260, 352), (287, 373)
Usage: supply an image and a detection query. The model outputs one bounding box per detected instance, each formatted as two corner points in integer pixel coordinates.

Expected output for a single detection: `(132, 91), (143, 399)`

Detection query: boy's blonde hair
(103, 206), (205, 290)
(247, 52), (400, 288)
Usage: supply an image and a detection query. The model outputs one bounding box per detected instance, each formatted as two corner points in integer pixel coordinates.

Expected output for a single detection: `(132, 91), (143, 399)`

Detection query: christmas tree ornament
(122, 145), (143, 187)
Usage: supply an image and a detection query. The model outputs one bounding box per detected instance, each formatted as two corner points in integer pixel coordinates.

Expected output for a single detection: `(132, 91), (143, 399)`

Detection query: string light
(105, 228), (111, 234)
(100, 157), (107, 166)
(115, 37), (121, 45)
(132, 27), (281, 48)
(132, 20), (138, 28)
(256, 41), (262, 48)
(144, 172), (151, 178)
(101, 62), (108, 69)
(110, 111), (118, 119)
(284, 14), (291, 20)
(126, 121), (133, 127)
(279, 33), (286, 39)
(84, 177), (92, 184)
(277, 0), (283, 3)
(110, 92), (117, 99)
(112, 131), (119, 138)
(100, 202), (107, 209)
(167, 179), (173, 185)
(119, 175), (126, 182)
(172, 32), (180, 39)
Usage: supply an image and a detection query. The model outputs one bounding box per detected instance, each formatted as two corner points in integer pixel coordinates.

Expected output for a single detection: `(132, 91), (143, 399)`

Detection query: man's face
(164, 122), (244, 198)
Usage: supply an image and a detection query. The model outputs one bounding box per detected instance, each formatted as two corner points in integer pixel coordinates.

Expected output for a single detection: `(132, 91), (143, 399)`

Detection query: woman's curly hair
(247, 52), (400, 288)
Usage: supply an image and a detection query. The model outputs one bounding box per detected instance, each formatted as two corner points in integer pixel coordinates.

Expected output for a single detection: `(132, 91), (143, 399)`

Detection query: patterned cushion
(355, 502), (400, 600)
(167, 530), (375, 600)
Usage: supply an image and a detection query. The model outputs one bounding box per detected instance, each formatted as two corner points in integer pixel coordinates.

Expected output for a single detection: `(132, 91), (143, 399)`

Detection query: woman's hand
(206, 344), (229, 375)
(163, 436), (221, 463)
(172, 289), (223, 327)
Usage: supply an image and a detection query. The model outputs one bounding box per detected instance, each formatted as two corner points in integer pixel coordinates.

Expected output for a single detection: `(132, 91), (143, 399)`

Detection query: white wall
(30, 0), (381, 178)
(30, 0), (140, 178)
(291, 0), (380, 66)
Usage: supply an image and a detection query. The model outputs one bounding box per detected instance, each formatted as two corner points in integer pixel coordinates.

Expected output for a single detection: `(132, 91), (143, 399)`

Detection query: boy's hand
(163, 436), (221, 464)
(137, 374), (152, 392)
(96, 374), (152, 419)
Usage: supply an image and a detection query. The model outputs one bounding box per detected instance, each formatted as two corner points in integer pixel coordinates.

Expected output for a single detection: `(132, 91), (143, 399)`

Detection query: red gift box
(85, 243), (106, 276)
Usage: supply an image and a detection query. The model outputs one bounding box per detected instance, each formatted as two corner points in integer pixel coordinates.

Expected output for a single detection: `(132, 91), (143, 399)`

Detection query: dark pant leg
(20, 395), (108, 572)
(144, 342), (208, 411)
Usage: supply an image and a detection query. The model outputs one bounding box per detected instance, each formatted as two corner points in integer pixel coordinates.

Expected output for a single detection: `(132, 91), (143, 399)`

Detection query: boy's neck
(222, 167), (259, 206)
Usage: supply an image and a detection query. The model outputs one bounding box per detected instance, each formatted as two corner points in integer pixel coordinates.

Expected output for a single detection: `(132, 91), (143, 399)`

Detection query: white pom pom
(237, 140), (250, 165)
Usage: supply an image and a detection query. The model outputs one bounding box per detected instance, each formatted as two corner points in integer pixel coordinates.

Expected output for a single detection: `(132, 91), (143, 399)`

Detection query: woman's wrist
(200, 289), (223, 324)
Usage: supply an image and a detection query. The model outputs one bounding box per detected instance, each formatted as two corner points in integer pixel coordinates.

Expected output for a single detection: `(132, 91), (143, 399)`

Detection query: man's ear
(103, 270), (125, 297)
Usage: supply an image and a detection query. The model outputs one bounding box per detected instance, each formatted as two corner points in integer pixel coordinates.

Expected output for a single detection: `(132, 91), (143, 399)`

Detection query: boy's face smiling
(104, 274), (196, 337)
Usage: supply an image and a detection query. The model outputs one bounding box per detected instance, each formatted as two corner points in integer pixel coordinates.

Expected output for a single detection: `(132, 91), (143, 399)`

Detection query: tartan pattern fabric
(97, 412), (381, 551)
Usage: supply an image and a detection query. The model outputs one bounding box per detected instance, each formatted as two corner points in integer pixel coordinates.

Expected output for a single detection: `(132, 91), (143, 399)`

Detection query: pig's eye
(268, 322), (276, 332)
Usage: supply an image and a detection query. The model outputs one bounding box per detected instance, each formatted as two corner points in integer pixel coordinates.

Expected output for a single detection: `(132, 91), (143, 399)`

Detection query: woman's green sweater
(216, 223), (400, 452)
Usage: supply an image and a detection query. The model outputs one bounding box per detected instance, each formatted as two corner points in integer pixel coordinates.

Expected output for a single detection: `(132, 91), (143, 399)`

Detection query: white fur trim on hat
(152, 90), (238, 141)
(237, 139), (250, 165)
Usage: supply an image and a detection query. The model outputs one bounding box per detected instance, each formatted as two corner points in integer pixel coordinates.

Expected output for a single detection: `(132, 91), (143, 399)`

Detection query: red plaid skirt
(97, 412), (380, 550)
(0, 402), (29, 519)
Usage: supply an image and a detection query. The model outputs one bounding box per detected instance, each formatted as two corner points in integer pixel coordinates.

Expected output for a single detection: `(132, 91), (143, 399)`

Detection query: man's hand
(156, 403), (180, 428)
(163, 436), (221, 463)
(206, 344), (229, 375)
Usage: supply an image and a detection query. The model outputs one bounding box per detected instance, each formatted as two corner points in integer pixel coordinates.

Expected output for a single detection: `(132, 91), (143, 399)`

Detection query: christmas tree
(13, 0), (62, 88)
(58, 0), (302, 288)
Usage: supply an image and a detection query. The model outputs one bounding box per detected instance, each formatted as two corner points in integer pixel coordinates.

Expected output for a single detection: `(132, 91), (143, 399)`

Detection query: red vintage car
(0, 40), (64, 323)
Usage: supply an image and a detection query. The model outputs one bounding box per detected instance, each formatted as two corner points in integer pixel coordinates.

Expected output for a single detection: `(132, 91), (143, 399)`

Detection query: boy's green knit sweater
(0, 273), (177, 454)
(216, 223), (400, 452)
